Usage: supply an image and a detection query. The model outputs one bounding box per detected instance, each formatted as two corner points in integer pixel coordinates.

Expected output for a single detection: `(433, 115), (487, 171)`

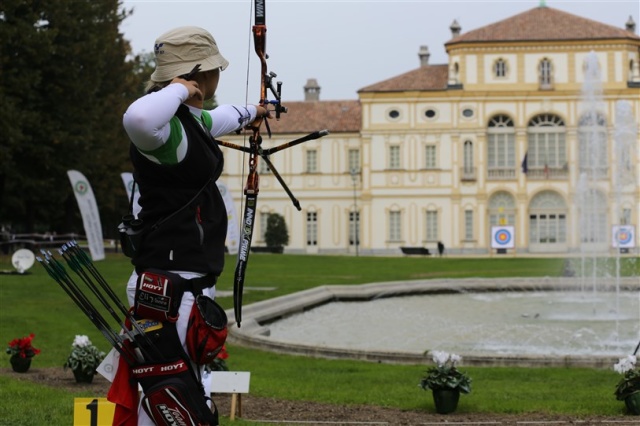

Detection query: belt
(184, 274), (217, 295)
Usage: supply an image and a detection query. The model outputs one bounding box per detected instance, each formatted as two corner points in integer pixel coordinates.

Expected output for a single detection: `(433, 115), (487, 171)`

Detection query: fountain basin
(227, 277), (640, 368)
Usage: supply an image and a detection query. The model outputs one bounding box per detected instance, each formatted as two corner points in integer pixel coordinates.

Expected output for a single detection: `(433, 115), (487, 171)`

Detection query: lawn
(0, 251), (638, 424)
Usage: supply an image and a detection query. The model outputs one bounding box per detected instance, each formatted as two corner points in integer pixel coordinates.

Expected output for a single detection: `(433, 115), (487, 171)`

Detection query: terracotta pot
(432, 389), (460, 414)
(10, 355), (32, 373)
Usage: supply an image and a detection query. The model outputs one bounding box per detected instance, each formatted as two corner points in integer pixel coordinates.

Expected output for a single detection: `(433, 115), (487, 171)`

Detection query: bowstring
(238, 0), (255, 244)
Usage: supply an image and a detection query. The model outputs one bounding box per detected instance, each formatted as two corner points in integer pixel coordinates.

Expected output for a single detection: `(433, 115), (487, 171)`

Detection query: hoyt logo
(156, 404), (188, 426)
(142, 274), (167, 292)
(132, 361), (186, 376)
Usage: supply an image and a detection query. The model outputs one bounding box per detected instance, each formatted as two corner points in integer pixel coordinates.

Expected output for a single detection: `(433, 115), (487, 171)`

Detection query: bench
(400, 246), (431, 256)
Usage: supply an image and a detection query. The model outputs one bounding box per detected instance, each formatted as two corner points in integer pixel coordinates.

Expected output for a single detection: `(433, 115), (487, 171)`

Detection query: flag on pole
(67, 170), (105, 261)
(521, 152), (528, 174)
(216, 181), (240, 253)
(120, 172), (141, 218)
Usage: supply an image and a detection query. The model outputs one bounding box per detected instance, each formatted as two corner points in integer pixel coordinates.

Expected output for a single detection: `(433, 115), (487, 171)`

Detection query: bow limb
(233, 0), (268, 327)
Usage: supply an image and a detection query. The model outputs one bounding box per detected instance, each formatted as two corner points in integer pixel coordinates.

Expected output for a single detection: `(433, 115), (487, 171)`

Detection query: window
(388, 109), (400, 119)
(389, 145), (401, 169)
(527, 114), (566, 179)
(462, 108), (474, 118)
(463, 140), (474, 178)
(577, 189), (607, 244)
(529, 191), (568, 246)
(621, 208), (632, 225)
(489, 191), (516, 228)
(494, 58), (507, 78)
(487, 115), (516, 179)
(348, 149), (360, 173)
(539, 58), (553, 88)
(425, 145), (436, 169)
(530, 213), (566, 244)
(425, 109), (436, 119)
(306, 149), (317, 173)
(578, 112), (607, 178)
(259, 212), (269, 241)
(389, 211), (401, 241)
(426, 211), (438, 241)
(464, 210), (474, 240)
(306, 212), (317, 246)
(349, 211), (360, 245)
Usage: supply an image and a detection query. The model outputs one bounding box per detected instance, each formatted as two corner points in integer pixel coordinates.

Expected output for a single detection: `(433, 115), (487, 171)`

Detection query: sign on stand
(73, 398), (115, 426)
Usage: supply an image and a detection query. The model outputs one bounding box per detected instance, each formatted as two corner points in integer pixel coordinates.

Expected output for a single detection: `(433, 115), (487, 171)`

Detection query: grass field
(0, 251), (638, 424)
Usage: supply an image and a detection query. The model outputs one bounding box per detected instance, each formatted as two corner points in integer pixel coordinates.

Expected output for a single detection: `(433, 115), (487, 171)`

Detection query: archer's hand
(250, 105), (270, 127)
(170, 78), (203, 101)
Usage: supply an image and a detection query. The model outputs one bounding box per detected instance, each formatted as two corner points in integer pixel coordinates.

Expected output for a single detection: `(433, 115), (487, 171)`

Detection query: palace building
(221, 4), (640, 256)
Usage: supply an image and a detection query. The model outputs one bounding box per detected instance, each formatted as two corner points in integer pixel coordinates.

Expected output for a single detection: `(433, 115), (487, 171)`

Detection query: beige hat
(150, 26), (229, 82)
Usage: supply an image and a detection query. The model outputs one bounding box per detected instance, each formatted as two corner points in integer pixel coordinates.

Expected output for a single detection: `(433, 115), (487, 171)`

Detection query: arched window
(488, 191), (516, 227)
(526, 114), (566, 179)
(539, 58), (553, 89)
(578, 112), (608, 178)
(529, 191), (567, 250)
(487, 115), (515, 179)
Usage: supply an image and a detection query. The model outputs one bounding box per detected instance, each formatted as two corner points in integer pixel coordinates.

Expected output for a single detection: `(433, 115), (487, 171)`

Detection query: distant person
(437, 241), (445, 257)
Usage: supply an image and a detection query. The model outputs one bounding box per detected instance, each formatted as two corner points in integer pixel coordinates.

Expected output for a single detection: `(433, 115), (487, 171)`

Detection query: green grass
(0, 252), (638, 424)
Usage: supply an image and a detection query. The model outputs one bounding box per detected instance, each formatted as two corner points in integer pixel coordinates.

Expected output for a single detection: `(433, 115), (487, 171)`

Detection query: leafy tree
(264, 213), (289, 249)
(0, 0), (146, 235)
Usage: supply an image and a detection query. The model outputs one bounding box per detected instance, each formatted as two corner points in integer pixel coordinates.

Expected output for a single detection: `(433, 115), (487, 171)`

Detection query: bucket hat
(150, 26), (229, 82)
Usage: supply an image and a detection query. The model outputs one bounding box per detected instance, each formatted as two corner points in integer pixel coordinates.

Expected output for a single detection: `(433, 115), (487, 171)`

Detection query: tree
(0, 0), (145, 235)
(264, 213), (289, 249)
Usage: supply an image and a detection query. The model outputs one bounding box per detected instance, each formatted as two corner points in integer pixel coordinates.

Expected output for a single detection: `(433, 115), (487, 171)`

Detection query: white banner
(216, 181), (239, 253)
(612, 225), (636, 248)
(120, 172), (141, 217)
(491, 226), (515, 249)
(67, 170), (105, 261)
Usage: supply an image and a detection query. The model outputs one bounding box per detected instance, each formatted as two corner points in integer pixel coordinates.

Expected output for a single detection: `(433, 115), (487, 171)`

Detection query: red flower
(6, 333), (41, 358)
(216, 345), (229, 360)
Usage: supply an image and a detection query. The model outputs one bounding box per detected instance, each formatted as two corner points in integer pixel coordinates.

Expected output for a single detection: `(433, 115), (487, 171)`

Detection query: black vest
(130, 105), (227, 275)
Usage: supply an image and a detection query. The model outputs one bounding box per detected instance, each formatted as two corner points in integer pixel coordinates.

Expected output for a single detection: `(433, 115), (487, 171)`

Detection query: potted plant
(6, 333), (40, 373)
(419, 350), (472, 414)
(614, 355), (640, 414)
(205, 344), (229, 373)
(63, 335), (105, 384)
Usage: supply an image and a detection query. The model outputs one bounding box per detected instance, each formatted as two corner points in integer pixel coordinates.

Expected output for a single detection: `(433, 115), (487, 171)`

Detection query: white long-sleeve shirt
(123, 83), (257, 164)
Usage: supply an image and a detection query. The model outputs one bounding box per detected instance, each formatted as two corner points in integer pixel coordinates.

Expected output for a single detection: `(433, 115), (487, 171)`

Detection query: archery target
(612, 225), (635, 248)
(11, 249), (35, 273)
(491, 226), (515, 249)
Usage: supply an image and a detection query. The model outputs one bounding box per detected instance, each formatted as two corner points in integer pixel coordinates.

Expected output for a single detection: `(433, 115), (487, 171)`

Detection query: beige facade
(220, 5), (640, 255)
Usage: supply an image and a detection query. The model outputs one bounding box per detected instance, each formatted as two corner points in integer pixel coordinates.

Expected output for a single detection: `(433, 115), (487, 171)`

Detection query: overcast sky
(120, 1), (639, 105)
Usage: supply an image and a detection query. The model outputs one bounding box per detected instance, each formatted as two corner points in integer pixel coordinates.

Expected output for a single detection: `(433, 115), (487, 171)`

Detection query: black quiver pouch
(130, 269), (220, 425)
(132, 320), (218, 425)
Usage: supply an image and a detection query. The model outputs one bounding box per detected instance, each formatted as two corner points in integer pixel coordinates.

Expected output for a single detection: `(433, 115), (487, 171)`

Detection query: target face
(491, 226), (515, 249)
(612, 226), (635, 248)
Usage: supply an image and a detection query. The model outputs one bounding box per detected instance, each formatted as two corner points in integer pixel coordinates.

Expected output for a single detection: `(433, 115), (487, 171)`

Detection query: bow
(217, 0), (329, 327)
